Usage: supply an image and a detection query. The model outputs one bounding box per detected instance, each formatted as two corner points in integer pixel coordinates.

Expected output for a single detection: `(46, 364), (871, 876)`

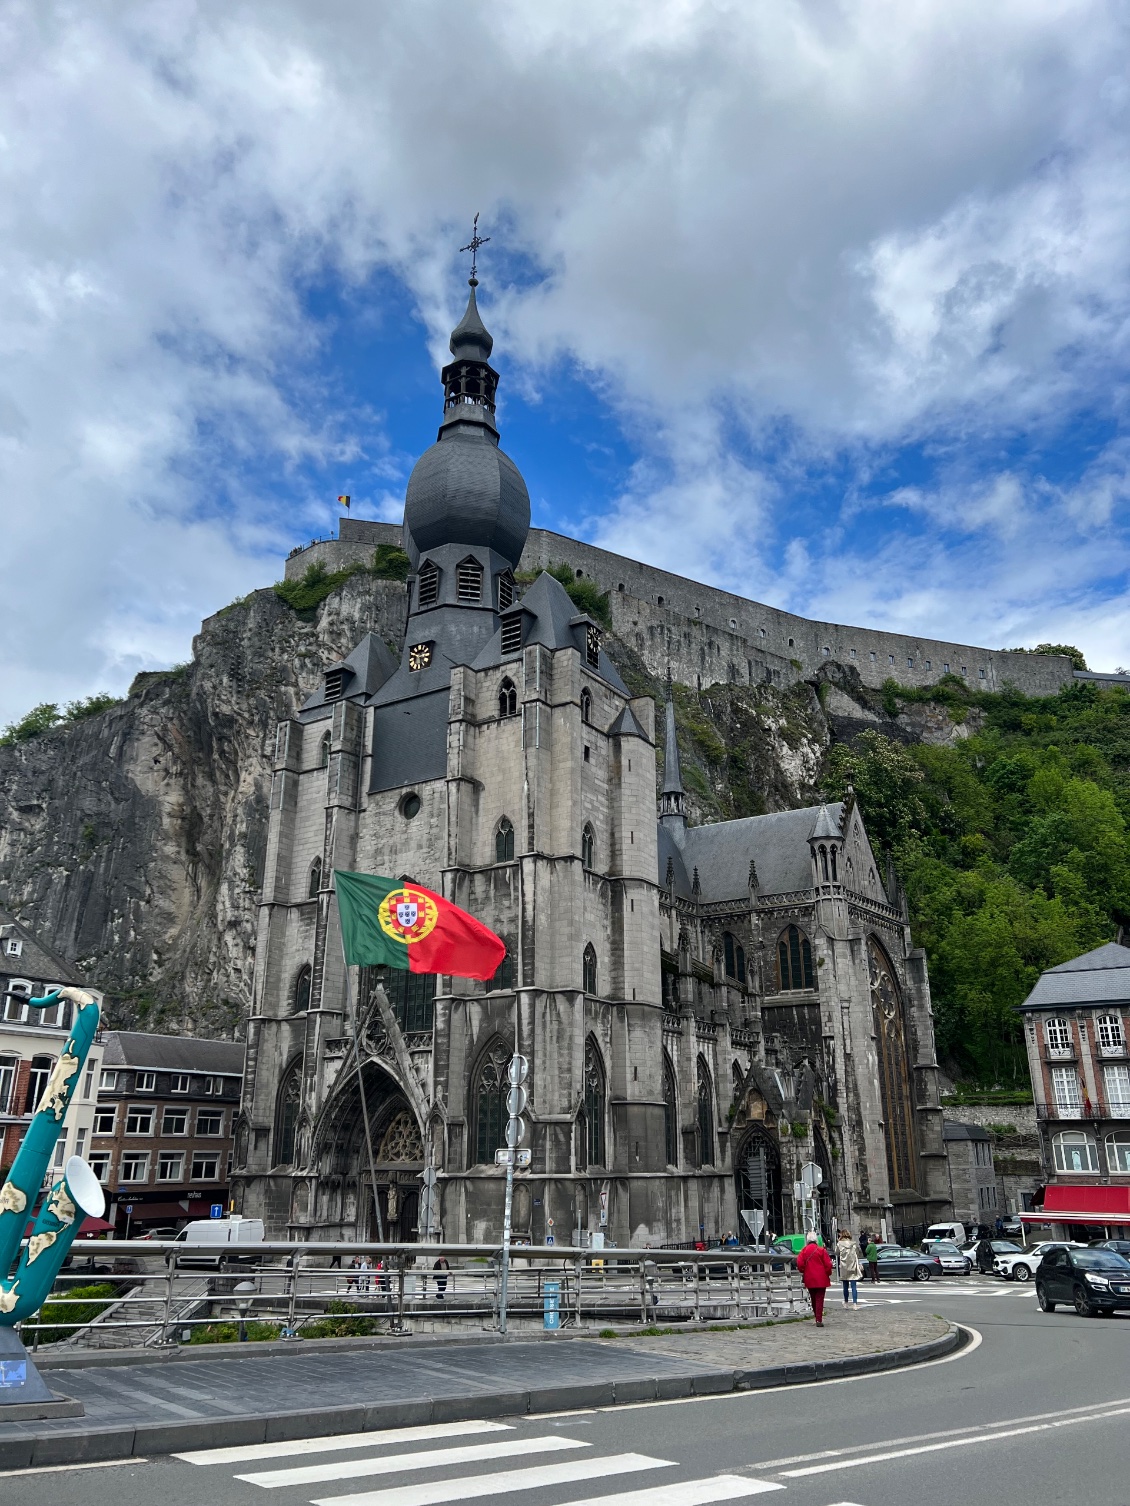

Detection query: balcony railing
(1098, 1042), (1129, 1059)
(1037, 1101), (1104, 1121)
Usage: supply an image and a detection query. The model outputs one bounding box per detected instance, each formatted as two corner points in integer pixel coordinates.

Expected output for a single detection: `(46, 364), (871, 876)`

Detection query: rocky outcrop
(0, 577), (407, 1036)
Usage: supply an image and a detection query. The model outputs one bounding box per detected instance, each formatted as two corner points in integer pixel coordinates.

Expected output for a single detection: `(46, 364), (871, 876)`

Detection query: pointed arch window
(582, 943), (598, 996)
(495, 816), (515, 863)
(456, 556), (483, 602)
(581, 823), (595, 871)
(498, 677), (517, 718)
(474, 1040), (509, 1165)
(383, 969), (436, 1033)
(490, 947), (515, 992)
(777, 925), (814, 991)
(293, 965), (312, 1014)
(663, 1053), (678, 1167)
(274, 1061), (301, 1167)
(580, 687), (592, 724)
(308, 856), (322, 898)
(417, 559), (439, 609)
(696, 1057), (715, 1168)
(830, 847), (838, 881)
(319, 731), (331, 768)
(582, 1038), (606, 1168)
(819, 845), (829, 881)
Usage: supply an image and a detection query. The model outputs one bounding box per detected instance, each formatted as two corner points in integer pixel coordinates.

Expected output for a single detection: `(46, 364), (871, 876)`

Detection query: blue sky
(3, 1), (1130, 725)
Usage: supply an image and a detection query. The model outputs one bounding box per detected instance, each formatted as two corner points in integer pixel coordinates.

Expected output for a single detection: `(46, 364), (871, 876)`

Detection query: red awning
(1024, 1184), (1130, 1224)
(77, 1216), (115, 1237)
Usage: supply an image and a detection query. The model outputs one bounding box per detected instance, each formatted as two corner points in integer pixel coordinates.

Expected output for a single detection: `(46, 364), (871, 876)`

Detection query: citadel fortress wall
(285, 517), (1077, 698)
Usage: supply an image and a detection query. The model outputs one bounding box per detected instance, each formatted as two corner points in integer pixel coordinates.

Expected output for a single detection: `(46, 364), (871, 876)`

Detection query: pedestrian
(836, 1230), (862, 1308)
(797, 1231), (833, 1327)
(865, 1234), (880, 1283)
(859, 1229), (868, 1259)
(346, 1254), (360, 1293)
(358, 1254), (372, 1293)
(433, 1254), (450, 1299)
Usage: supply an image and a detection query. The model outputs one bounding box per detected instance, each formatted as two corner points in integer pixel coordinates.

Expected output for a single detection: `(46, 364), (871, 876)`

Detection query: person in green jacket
(865, 1236), (880, 1283)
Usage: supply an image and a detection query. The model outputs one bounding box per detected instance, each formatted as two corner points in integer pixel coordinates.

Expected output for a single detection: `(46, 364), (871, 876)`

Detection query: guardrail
(21, 1241), (805, 1350)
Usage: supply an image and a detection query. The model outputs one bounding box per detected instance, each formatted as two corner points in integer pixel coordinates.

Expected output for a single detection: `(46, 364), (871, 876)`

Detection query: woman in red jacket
(796, 1232), (833, 1326)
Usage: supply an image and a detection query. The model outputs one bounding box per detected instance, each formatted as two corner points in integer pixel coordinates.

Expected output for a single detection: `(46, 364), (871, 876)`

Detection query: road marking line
(0, 1458), (149, 1479)
(753, 1392), (1130, 1468)
(781, 1404), (1130, 1477)
(537, 1477), (785, 1504)
(310, 1451), (673, 1506)
(176, 1418), (511, 1466)
(237, 1434), (584, 1488)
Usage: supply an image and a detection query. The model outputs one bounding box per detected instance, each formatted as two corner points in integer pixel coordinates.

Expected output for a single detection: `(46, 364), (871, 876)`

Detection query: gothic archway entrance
(734, 1127), (782, 1244)
(316, 1061), (425, 1240)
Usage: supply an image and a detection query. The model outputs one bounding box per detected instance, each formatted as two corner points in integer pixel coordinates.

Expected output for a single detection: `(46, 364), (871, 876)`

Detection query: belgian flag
(335, 871), (505, 980)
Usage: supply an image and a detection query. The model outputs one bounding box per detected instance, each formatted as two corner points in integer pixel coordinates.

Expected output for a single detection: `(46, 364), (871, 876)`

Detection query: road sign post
(499, 1053), (528, 1335)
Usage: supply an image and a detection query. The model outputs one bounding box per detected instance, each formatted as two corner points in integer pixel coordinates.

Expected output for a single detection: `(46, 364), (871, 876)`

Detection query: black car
(1036, 1246), (1130, 1316)
(1090, 1238), (1130, 1256)
(974, 1238), (1023, 1273)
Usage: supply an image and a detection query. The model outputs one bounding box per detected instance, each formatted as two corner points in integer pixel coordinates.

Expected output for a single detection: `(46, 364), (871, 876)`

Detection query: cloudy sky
(3, 0), (1130, 724)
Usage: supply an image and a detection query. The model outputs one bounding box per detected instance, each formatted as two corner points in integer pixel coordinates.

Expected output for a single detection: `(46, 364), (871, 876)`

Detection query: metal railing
(20, 1241), (805, 1350)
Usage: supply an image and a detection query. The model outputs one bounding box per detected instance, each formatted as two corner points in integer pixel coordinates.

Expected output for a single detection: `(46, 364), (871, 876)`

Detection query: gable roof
(103, 1032), (245, 1073)
(472, 571), (629, 693)
(657, 802), (858, 902)
(301, 633), (399, 715)
(1020, 942), (1130, 1011)
(0, 909), (80, 986)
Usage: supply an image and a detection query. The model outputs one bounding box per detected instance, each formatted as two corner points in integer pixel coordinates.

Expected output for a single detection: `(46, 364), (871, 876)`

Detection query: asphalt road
(4, 1273), (1128, 1506)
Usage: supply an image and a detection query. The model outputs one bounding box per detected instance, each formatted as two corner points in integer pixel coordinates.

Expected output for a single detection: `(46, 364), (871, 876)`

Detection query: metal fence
(22, 1240), (806, 1350)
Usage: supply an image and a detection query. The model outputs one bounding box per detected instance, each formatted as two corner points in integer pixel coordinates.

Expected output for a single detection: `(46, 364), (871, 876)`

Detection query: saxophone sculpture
(0, 988), (106, 1323)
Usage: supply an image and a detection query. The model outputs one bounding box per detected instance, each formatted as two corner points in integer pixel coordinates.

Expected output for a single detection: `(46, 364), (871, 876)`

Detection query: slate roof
(809, 803), (841, 840)
(472, 572), (630, 693)
(1019, 942), (1130, 1011)
(301, 633), (399, 715)
(608, 703), (648, 740)
(662, 695), (683, 795)
(943, 1121), (991, 1142)
(0, 909), (80, 986)
(657, 803), (849, 902)
(102, 1032), (245, 1073)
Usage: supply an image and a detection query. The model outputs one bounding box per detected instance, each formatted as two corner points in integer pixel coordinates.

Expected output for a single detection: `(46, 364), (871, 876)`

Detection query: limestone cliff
(0, 573), (906, 1036)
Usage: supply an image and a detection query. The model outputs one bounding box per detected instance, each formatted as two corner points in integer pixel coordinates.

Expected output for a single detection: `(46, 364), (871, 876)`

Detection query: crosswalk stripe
(310, 1451), (673, 1506)
(533, 1475), (785, 1504)
(237, 1434), (585, 1488)
(175, 1419), (512, 1467)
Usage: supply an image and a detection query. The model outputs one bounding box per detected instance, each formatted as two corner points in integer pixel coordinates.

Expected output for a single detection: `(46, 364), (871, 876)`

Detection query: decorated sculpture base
(0, 1328), (83, 1419)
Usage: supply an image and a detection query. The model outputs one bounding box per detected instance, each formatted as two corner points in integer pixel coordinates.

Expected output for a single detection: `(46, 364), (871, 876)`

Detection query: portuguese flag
(335, 870), (506, 980)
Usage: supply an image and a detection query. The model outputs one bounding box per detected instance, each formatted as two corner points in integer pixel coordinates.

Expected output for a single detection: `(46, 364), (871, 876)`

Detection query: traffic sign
(210, 1204), (223, 1218)
(505, 1116), (525, 1148)
(507, 1054), (529, 1087)
(125, 1205), (134, 1215)
(506, 1085), (527, 1117)
(421, 1167), (437, 1186)
(801, 1162), (823, 1192)
(495, 1148), (531, 1168)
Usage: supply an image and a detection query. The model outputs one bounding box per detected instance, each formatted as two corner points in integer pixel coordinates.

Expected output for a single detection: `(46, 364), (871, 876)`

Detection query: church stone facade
(233, 279), (951, 1247)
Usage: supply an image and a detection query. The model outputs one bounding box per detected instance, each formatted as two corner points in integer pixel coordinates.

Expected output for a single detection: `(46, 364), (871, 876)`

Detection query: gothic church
(233, 274), (951, 1247)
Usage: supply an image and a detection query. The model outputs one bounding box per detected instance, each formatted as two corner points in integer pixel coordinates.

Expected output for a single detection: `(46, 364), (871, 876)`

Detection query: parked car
(770, 1234), (825, 1254)
(1000, 1214), (1023, 1237)
(930, 1240), (972, 1275)
(173, 1216), (264, 1269)
(876, 1245), (942, 1281)
(1090, 1239), (1130, 1256)
(994, 1241), (1076, 1282)
(971, 1238), (1023, 1274)
(1036, 1246), (1130, 1316)
(923, 1222), (966, 1251)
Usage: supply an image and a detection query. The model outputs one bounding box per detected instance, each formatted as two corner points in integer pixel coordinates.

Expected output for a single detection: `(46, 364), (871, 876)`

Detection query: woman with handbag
(836, 1229), (863, 1308)
(796, 1232), (833, 1327)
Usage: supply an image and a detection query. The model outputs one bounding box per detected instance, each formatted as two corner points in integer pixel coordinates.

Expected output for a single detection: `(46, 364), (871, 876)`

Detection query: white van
(174, 1216), (265, 1267)
(923, 1221), (966, 1251)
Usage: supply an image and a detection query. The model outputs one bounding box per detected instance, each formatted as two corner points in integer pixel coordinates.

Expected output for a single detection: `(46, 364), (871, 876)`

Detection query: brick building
(91, 1032), (245, 1235)
(1020, 942), (1130, 1239)
(0, 910), (104, 1184)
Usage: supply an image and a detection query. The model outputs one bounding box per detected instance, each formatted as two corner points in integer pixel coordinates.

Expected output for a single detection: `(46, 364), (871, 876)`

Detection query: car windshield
(990, 1241), (1022, 1252)
(1072, 1249), (1130, 1270)
(933, 1243), (960, 1253)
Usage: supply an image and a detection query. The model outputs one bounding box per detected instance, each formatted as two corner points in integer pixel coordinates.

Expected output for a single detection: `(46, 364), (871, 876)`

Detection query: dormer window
(501, 614), (523, 655)
(417, 560), (439, 609)
(586, 624), (600, 668)
(497, 572), (515, 610)
(456, 557), (483, 602)
(324, 667), (345, 702)
(2, 938), (21, 959)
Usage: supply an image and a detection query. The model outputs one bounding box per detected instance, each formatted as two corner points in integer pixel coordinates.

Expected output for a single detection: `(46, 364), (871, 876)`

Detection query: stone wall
(285, 519), (1075, 698)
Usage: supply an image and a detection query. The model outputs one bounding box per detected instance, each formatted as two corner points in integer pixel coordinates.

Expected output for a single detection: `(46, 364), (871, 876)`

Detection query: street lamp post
(498, 1054), (528, 1335)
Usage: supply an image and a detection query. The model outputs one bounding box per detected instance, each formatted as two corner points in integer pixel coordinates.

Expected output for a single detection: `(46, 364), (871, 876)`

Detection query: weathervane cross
(459, 212), (490, 286)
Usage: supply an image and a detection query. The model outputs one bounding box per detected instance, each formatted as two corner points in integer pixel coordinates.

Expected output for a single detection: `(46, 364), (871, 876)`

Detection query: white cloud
(2, 0), (1130, 720)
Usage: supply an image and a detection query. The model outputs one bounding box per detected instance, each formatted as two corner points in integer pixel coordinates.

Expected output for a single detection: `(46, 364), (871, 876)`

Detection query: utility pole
(498, 1053), (528, 1335)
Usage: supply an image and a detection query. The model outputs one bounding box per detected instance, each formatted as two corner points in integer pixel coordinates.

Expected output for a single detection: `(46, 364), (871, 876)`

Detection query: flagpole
(340, 930), (386, 1245)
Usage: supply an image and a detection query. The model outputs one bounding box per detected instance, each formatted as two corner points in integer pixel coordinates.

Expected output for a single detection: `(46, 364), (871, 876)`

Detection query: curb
(0, 1322), (962, 1470)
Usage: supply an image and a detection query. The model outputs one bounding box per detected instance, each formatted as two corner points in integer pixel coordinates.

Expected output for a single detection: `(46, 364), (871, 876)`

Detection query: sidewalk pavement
(0, 1306), (958, 1470)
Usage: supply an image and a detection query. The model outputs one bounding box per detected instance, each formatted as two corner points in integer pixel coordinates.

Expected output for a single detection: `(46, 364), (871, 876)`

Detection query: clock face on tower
(408, 642), (433, 672)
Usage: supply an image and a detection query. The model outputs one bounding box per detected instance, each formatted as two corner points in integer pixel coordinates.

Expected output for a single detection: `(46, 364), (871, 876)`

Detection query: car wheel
(1073, 1285), (1096, 1317)
(1037, 1285), (1055, 1312)
(912, 1265), (931, 1282)
(1013, 1264), (1031, 1282)
(963, 1261), (972, 1275)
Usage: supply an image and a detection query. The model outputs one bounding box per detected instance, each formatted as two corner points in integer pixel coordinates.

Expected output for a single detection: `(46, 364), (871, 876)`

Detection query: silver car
(930, 1240), (972, 1275)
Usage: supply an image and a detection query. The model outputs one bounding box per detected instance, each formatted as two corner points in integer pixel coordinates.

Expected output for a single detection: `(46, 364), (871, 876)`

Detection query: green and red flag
(335, 870), (505, 980)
